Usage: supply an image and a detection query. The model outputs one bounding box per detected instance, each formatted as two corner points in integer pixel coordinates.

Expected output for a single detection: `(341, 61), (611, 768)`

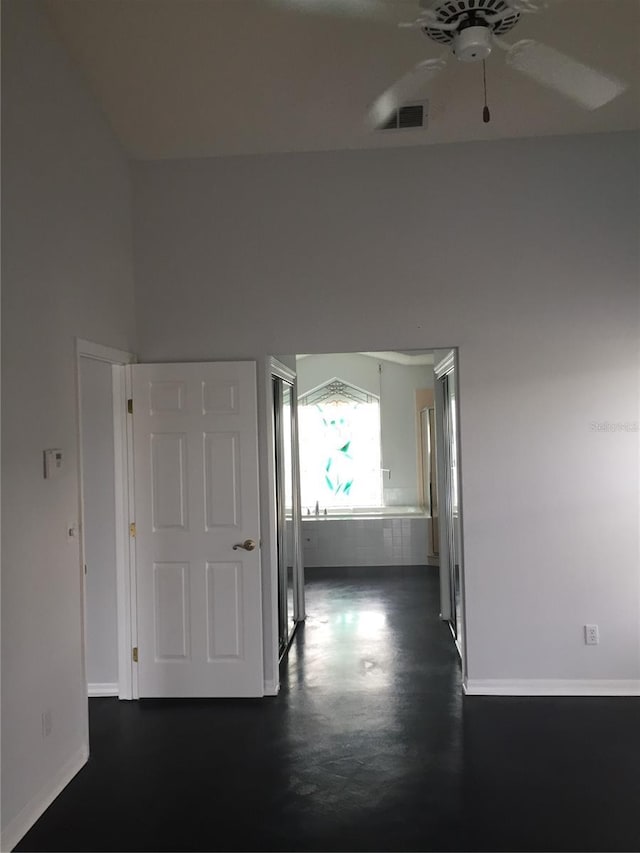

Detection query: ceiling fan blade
(269, 0), (413, 22)
(484, 1), (546, 25)
(367, 57), (447, 128)
(399, 14), (459, 31)
(505, 39), (627, 110)
(503, 0), (549, 12)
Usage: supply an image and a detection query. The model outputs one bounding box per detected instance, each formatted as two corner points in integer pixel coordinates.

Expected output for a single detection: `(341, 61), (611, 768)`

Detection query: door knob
(233, 539), (257, 551)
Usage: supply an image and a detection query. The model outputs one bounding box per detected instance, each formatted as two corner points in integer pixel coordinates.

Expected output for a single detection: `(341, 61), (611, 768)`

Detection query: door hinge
(127, 398), (133, 414)
(132, 647), (138, 663)
(129, 522), (136, 538)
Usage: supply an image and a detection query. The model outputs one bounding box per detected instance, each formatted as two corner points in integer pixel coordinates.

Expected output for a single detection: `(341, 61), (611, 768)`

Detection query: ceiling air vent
(378, 102), (428, 131)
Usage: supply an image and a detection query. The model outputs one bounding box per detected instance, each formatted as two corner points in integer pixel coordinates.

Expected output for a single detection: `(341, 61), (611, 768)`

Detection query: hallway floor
(16, 570), (640, 852)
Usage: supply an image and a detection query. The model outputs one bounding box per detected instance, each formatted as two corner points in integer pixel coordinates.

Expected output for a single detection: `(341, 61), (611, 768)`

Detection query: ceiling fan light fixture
(366, 0), (629, 130)
(452, 25), (492, 62)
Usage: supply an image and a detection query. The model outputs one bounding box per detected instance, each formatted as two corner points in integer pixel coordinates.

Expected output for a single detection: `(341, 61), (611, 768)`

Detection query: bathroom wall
(296, 353), (434, 508)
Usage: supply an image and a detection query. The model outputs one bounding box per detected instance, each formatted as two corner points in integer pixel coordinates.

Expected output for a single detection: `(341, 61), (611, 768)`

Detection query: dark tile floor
(16, 570), (640, 852)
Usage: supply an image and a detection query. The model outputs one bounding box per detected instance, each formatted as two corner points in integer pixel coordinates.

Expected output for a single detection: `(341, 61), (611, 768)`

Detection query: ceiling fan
(272, 0), (628, 127)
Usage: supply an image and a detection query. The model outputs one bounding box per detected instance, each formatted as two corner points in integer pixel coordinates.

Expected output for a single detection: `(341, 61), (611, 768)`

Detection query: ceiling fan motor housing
(452, 25), (492, 61)
(420, 0), (521, 48)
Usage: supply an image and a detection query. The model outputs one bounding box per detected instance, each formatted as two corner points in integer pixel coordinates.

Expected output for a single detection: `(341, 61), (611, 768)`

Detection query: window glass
(298, 380), (382, 510)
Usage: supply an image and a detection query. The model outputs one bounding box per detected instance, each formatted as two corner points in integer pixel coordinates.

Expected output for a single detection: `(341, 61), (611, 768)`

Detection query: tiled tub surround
(298, 507), (432, 568)
(303, 505), (427, 518)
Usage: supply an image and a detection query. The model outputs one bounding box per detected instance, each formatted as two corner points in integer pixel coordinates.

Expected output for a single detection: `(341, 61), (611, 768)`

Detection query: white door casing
(132, 361), (263, 697)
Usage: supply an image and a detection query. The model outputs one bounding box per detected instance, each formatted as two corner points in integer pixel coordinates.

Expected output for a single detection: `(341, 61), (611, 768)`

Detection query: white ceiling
(45, 0), (640, 160)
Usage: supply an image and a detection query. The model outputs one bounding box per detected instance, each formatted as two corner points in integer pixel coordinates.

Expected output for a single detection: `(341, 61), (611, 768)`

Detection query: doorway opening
(296, 351), (438, 568)
(285, 349), (464, 668)
(77, 347), (463, 705)
(270, 359), (305, 659)
(434, 351), (464, 658)
(76, 339), (136, 701)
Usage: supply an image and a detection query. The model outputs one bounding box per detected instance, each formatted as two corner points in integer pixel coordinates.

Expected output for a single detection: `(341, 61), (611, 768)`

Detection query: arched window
(298, 379), (382, 510)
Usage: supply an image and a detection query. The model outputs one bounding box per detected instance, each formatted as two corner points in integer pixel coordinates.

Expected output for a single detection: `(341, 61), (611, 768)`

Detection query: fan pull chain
(482, 59), (491, 123)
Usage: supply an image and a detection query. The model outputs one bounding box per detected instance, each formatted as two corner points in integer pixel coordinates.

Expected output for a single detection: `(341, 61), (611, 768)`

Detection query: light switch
(43, 448), (63, 479)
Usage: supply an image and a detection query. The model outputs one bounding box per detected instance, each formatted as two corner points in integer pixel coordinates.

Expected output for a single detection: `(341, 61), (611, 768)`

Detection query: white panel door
(132, 361), (263, 697)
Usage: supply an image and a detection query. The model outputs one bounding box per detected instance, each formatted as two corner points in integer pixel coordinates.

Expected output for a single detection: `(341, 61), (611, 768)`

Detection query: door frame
(273, 376), (290, 655)
(266, 359), (305, 678)
(272, 360), (305, 626)
(79, 352), (285, 701)
(418, 404), (438, 560)
(273, 367), (305, 650)
(434, 349), (468, 678)
(76, 339), (136, 701)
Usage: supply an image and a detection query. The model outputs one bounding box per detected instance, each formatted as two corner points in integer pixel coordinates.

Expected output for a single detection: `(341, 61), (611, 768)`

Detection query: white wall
(133, 131), (640, 690)
(297, 353), (433, 507)
(79, 358), (118, 689)
(1, 1), (136, 847)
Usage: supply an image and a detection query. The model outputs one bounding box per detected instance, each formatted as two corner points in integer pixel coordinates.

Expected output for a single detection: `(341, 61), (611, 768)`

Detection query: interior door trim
(75, 339), (137, 705)
(434, 348), (468, 681)
(269, 359), (305, 648)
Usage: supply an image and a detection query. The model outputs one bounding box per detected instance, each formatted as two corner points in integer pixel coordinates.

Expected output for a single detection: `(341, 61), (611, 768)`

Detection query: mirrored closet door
(272, 369), (304, 656)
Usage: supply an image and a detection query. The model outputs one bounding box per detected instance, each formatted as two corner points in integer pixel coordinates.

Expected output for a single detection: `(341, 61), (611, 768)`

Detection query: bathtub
(303, 505), (427, 520)
(297, 505), (434, 568)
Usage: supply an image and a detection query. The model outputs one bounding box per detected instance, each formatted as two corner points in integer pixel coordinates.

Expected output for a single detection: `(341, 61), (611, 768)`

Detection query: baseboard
(1, 744), (88, 852)
(88, 682), (118, 697)
(263, 679), (280, 696)
(463, 678), (640, 696)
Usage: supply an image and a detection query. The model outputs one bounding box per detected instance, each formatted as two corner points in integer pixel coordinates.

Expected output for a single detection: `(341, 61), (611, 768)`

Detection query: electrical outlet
(584, 624), (599, 645)
(42, 709), (52, 738)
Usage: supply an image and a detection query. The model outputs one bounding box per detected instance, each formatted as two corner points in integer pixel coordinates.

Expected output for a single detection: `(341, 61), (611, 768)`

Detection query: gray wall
(132, 131), (640, 687)
(2, 2), (638, 843)
(297, 353), (434, 507)
(80, 357), (118, 688)
(1, 1), (136, 846)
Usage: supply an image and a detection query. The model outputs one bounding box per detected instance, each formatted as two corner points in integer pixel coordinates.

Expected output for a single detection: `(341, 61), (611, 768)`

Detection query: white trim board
(0, 746), (88, 853)
(434, 349), (455, 379)
(297, 351), (434, 366)
(270, 357), (296, 383)
(76, 338), (137, 705)
(76, 338), (135, 365)
(263, 679), (280, 697)
(464, 679), (640, 696)
(112, 364), (136, 700)
(88, 683), (119, 697)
